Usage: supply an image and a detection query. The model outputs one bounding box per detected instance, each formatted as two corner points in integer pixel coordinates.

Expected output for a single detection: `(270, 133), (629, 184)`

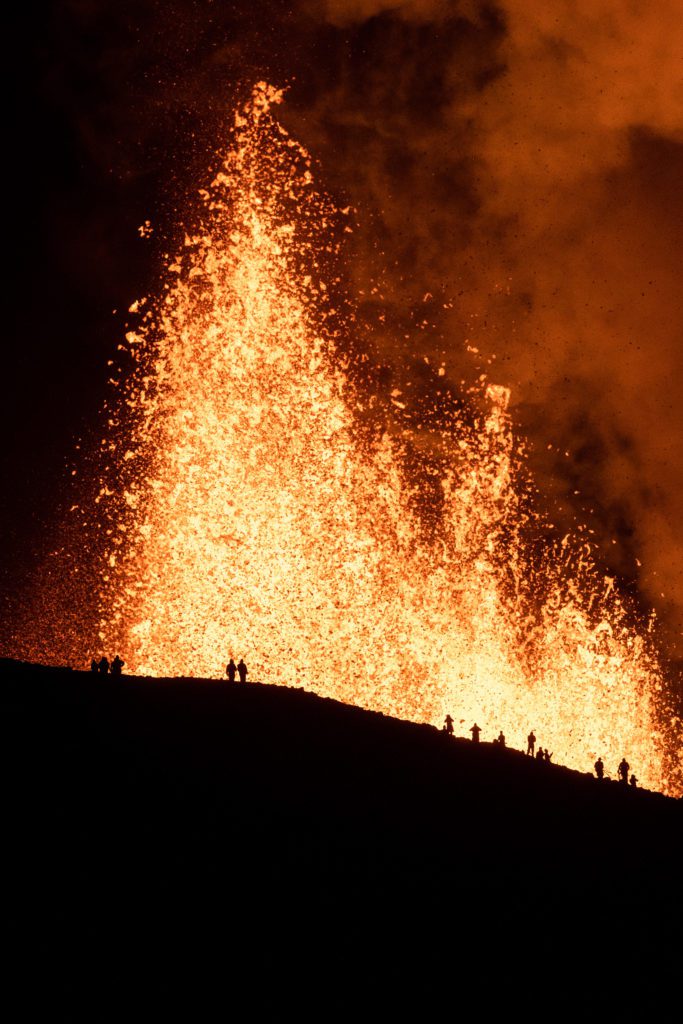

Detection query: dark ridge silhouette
(2, 658), (681, 1016)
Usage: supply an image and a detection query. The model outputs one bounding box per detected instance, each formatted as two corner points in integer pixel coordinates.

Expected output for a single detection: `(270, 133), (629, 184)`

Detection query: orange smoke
(91, 84), (680, 795)
(293, 0), (683, 663)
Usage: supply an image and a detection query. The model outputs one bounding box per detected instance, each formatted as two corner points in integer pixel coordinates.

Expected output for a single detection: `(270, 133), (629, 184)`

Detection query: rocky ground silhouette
(3, 658), (680, 1016)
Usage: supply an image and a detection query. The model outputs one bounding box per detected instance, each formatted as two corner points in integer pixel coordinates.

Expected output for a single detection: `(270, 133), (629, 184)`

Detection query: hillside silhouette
(3, 658), (681, 1016)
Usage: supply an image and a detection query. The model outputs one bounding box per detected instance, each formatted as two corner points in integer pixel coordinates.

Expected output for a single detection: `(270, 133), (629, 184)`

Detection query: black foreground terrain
(3, 659), (681, 1017)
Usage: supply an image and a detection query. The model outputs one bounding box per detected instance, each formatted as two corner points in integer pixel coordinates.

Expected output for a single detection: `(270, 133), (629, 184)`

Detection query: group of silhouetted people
(88, 654), (250, 683)
(226, 658), (248, 683)
(443, 717), (484, 743)
(444, 717), (641, 785)
(83, 654), (646, 791)
(91, 655), (125, 676)
(444, 718), (552, 761)
(594, 756), (637, 787)
(524, 730), (552, 762)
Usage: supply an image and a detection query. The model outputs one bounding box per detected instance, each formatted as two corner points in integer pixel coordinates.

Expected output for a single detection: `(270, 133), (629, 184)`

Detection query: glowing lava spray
(77, 84), (681, 794)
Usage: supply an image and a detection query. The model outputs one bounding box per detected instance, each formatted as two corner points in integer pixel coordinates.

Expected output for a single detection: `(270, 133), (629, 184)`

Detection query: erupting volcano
(11, 84), (682, 796)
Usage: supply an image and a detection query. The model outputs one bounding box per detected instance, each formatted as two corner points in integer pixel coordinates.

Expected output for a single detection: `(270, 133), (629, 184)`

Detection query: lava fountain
(54, 84), (683, 793)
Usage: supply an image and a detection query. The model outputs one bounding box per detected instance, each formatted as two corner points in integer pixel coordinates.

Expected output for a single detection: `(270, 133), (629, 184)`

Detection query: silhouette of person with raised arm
(594, 757), (604, 780)
(111, 655), (125, 677)
(444, 714), (454, 736)
(237, 658), (248, 683)
(470, 723), (481, 743)
(226, 659), (237, 683)
(98, 656), (110, 675)
(497, 730), (506, 747)
(526, 731), (536, 756)
(618, 757), (630, 784)
(90, 659), (98, 673)
(630, 774), (638, 788)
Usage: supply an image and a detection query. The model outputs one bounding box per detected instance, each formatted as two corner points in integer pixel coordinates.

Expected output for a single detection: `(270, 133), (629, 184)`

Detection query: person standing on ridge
(90, 659), (98, 673)
(226, 659), (237, 683)
(630, 774), (638, 788)
(111, 655), (125, 677)
(497, 731), (506, 747)
(470, 723), (481, 743)
(594, 757), (604, 780)
(444, 714), (454, 736)
(98, 656), (110, 675)
(237, 659), (248, 683)
(526, 731), (536, 756)
(618, 757), (630, 784)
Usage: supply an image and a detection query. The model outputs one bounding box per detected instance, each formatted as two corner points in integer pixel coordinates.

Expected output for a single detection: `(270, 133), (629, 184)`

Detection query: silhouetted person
(618, 757), (630, 784)
(237, 659), (248, 683)
(98, 656), (109, 675)
(90, 659), (98, 673)
(497, 731), (506, 747)
(444, 714), (454, 736)
(226, 658), (237, 683)
(470, 723), (481, 743)
(630, 774), (638, 788)
(111, 655), (124, 677)
(526, 731), (536, 756)
(536, 746), (545, 761)
(594, 757), (604, 780)
(544, 749), (552, 763)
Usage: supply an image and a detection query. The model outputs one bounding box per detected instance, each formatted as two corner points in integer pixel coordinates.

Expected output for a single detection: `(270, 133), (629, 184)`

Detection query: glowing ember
(9, 83), (681, 795)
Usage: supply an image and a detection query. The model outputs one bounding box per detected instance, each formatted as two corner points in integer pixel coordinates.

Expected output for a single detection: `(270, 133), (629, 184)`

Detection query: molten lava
(15, 83), (683, 795)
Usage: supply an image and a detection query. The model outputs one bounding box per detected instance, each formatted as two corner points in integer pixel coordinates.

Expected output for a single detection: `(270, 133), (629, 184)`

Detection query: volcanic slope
(3, 659), (681, 1014)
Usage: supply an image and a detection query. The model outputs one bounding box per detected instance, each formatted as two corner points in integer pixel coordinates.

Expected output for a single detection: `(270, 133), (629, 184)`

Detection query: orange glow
(82, 84), (681, 795)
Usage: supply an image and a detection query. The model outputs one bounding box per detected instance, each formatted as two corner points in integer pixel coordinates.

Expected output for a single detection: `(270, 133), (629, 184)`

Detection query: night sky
(4, 1), (683, 685)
